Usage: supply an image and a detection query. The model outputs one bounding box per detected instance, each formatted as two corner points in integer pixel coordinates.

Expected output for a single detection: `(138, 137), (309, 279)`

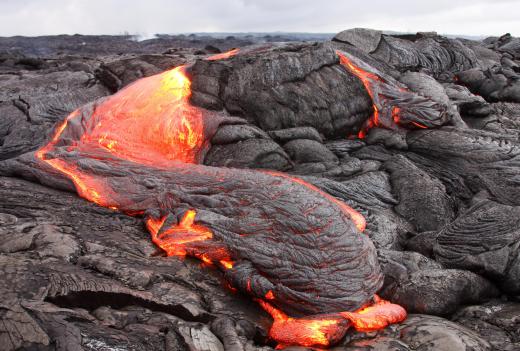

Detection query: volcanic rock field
(1, 29), (520, 350)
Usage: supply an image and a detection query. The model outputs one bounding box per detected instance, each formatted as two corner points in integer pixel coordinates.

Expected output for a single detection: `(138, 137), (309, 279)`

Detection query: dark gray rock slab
(333, 28), (383, 54)
(205, 138), (291, 170)
(406, 127), (520, 207)
(383, 155), (455, 232)
(211, 123), (269, 145)
(434, 199), (520, 294)
(398, 314), (492, 351)
(268, 127), (323, 144)
(189, 42), (373, 138)
(0, 70), (109, 160)
(283, 139), (338, 164)
(453, 300), (520, 351)
(95, 54), (187, 92)
(372, 35), (478, 78)
(382, 268), (498, 316)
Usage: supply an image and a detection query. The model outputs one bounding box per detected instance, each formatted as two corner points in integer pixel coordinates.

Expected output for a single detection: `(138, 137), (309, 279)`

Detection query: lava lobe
(31, 49), (407, 348)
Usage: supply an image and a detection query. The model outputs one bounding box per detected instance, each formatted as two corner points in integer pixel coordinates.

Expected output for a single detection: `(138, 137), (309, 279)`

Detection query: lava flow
(337, 51), (433, 138)
(207, 48), (240, 61)
(35, 55), (406, 348)
(258, 295), (406, 348)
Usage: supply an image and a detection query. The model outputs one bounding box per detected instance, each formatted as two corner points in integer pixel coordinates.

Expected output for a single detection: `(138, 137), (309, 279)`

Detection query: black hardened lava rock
(188, 42), (374, 138)
(2, 30), (520, 350)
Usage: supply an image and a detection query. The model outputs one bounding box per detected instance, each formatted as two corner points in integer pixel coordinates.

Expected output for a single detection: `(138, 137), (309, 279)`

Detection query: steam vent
(1, 29), (520, 350)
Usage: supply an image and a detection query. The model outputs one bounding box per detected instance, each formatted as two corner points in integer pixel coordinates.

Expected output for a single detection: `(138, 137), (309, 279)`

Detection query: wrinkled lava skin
(20, 50), (410, 347)
(35, 103), (383, 316)
(336, 51), (448, 138)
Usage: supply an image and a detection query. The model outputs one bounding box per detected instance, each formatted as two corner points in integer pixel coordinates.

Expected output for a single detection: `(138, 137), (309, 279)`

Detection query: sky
(0, 0), (518, 37)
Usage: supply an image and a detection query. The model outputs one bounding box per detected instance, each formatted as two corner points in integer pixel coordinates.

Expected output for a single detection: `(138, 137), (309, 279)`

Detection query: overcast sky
(0, 0), (518, 37)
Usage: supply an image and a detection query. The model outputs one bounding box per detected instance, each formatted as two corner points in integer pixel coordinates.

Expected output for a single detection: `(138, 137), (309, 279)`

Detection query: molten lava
(258, 295), (406, 348)
(81, 65), (204, 166)
(36, 56), (406, 348)
(206, 48), (240, 61)
(337, 51), (436, 138)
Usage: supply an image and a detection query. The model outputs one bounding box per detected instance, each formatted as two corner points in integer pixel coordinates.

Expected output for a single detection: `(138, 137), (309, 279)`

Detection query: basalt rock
(371, 34), (478, 78)
(283, 139), (339, 164)
(398, 315), (492, 351)
(382, 269), (498, 316)
(333, 28), (383, 54)
(456, 67), (520, 103)
(337, 314), (493, 351)
(2, 30), (520, 350)
(406, 127), (520, 206)
(452, 300), (520, 351)
(95, 54), (187, 92)
(204, 138), (291, 170)
(0, 68), (109, 160)
(383, 154), (455, 233)
(433, 199), (520, 294)
(188, 42), (374, 138)
(268, 127), (323, 144)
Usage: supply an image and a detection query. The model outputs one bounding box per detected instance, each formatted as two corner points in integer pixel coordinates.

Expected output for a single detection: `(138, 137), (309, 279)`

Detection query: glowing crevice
(36, 58), (406, 348)
(337, 51), (430, 138)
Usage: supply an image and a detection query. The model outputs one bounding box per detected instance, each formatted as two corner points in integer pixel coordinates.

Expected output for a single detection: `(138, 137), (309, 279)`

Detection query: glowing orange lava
(258, 295), (406, 348)
(36, 59), (406, 348)
(206, 48), (240, 61)
(81, 66), (204, 166)
(340, 295), (407, 332)
(146, 210), (212, 256)
(337, 51), (381, 139)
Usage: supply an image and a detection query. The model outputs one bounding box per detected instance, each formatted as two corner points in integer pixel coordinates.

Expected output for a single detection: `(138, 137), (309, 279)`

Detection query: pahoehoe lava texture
(2, 29), (520, 350)
(4, 145), (383, 316)
(0, 51), (384, 318)
(189, 43), (374, 138)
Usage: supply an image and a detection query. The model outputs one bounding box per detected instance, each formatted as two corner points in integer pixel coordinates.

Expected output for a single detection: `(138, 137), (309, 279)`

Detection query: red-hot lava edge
(336, 51), (428, 138)
(35, 49), (406, 348)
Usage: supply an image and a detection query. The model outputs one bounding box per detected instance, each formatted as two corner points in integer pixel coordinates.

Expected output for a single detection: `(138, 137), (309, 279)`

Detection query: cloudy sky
(0, 0), (518, 37)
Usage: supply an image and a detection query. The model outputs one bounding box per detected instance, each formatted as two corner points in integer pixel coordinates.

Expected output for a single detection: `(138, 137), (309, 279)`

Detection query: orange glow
(201, 254), (213, 265)
(340, 295), (407, 332)
(392, 106), (400, 123)
(264, 171), (366, 232)
(36, 65), (205, 209)
(337, 51), (381, 134)
(79, 66), (204, 167)
(36, 60), (406, 348)
(411, 121), (428, 129)
(146, 209), (213, 257)
(206, 48), (240, 61)
(258, 295), (407, 348)
(338, 51), (428, 138)
(220, 259), (234, 269)
(257, 300), (348, 348)
(35, 110), (117, 208)
(265, 290), (275, 300)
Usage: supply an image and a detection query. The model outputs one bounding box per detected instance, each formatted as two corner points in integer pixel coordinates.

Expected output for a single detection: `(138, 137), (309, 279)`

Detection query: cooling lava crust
(4, 48), (412, 348)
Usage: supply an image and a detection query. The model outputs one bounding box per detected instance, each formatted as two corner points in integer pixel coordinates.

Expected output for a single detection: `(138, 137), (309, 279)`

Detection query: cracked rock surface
(1, 30), (520, 350)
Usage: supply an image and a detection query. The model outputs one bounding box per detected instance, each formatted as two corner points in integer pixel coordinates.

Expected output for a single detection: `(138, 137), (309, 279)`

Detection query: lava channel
(35, 50), (406, 348)
(336, 50), (447, 138)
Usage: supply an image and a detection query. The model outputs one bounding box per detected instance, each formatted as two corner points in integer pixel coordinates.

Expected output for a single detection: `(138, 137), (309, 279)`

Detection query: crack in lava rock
(20, 51), (407, 348)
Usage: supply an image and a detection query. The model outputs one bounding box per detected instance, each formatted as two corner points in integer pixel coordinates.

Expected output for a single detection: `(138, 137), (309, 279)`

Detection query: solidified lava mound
(1, 30), (520, 351)
(2, 44), (412, 347)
